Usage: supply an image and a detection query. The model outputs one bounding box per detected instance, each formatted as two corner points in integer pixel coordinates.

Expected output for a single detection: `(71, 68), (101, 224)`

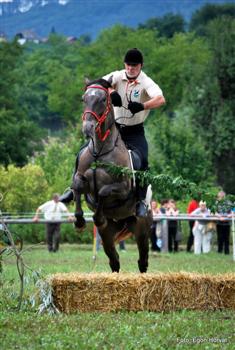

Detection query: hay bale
(50, 272), (235, 313)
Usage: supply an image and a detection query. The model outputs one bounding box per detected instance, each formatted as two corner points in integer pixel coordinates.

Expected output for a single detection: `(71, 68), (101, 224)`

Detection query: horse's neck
(91, 122), (119, 156)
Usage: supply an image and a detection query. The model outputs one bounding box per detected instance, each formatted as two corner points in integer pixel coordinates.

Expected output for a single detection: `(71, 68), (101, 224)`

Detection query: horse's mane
(86, 78), (111, 90)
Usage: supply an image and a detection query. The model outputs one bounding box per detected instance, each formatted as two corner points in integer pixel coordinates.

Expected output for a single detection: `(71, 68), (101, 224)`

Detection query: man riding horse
(60, 48), (165, 216)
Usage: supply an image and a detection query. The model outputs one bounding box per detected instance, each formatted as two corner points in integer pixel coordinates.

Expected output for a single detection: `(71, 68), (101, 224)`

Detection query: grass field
(1, 244), (235, 350)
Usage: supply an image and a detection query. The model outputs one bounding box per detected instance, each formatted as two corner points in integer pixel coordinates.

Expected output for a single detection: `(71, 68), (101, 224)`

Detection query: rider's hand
(110, 91), (122, 107)
(128, 101), (144, 114)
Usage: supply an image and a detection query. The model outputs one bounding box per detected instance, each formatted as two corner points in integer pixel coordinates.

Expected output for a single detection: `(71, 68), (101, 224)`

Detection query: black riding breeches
(116, 123), (149, 201)
(116, 122), (148, 171)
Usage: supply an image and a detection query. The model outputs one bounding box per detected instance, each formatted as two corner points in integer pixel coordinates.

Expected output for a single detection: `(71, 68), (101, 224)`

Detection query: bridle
(82, 85), (112, 142)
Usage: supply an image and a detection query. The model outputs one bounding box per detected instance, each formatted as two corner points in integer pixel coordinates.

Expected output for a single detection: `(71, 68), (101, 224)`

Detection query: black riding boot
(136, 182), (148, 217)
(59, 189), (74, 203)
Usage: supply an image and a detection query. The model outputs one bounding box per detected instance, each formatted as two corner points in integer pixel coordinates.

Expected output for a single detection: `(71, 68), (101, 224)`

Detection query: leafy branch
(93, 161), (235, 212)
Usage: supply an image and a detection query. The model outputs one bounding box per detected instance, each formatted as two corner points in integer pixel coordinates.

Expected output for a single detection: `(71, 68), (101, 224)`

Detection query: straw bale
(50, 272), (235, 313)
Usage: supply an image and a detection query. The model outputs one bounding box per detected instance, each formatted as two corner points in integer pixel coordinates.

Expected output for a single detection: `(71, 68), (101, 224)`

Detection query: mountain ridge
(1, 0), (235, 39)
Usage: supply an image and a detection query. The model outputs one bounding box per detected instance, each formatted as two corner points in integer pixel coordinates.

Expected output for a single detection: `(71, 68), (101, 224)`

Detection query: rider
(60, 48), (165, 217)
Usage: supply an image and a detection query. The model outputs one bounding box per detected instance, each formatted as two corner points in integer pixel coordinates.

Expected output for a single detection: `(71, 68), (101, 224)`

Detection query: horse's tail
(114, 227), (132, 244)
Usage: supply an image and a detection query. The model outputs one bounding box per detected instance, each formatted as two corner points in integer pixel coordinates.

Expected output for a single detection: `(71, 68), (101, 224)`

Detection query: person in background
(95, 226), (102, 252)
(216, 190), (231, 255)
(119, 240), (126, 252)
(150, 200), (160, 254)
(33, 193), (73, 252)
(158, 199), (169, 252)
(96, 227), (126, 252)
(191, 200), (211, 254)
(166, 199), (179, 252)
(186, 197), (199, 252)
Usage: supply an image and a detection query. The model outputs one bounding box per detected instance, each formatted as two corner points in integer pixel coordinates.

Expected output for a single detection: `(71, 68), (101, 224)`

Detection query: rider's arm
(143, 95), (165, 110)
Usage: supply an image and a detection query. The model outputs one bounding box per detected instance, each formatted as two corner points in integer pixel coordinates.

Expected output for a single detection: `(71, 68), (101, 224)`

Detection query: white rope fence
(1, 212), (235, 261)
(0, 213), (233, 224)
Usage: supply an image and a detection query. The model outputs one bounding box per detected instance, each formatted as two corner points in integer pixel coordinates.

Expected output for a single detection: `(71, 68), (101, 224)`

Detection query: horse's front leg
(98, 182), (130, 200)
(93, 182), (129, 228)
(72, 173), (88, 229)
(98, 220), (120, 272)
(74, 192), (86, 229)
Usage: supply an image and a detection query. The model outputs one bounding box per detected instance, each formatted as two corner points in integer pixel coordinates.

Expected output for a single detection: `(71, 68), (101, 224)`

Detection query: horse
(72, 78), (152, 273)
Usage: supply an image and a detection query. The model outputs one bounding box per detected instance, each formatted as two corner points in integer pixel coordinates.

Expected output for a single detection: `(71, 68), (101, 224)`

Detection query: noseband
(82, 85), (111, 141)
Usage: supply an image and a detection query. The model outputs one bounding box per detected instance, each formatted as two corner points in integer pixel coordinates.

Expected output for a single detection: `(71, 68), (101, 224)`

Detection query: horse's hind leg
(135, 219), (150, 273)
(98, 221), (120, 272)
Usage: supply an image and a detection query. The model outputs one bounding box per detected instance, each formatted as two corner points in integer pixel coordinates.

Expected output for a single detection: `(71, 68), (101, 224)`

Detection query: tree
(0, 164), (48, 213)
(146, 33), (211, 112)
(139, 13), (185, 38)
(35, 132), (82, 195)
(189, 17), (235, 193)
(190, 3), (235, 35)
(146, 110), (213, 187)
(17, 34), (84, 130)
(0, 40), (42, 166)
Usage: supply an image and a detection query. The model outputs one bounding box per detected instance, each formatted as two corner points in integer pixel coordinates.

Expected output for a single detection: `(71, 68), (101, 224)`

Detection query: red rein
(82, 85), (111, 141)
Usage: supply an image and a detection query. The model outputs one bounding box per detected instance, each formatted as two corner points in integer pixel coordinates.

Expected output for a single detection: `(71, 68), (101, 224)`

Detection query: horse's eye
(101, 96), (106, 103)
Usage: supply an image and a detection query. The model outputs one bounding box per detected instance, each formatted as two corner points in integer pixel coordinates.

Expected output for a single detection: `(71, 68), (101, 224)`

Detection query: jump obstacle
(50, 272), (235, 313)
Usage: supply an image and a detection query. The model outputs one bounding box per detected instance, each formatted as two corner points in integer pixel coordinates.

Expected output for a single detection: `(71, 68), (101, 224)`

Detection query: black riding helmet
(124, 48), (143, 66)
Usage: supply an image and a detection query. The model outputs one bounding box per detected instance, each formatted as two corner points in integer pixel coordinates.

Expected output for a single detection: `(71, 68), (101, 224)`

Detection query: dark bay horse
(72, 79), (152, 272)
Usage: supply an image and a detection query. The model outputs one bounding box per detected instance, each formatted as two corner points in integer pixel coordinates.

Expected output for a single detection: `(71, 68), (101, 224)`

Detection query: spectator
(166, 199), (179, 253)
(150, 200), (160, 254)
(216, 191), (231, 255)
(33, 193), (73, 252)
(186, 198), (199, 252)
(119, 240), (126, 252)
(94, 225), (102, 252)
(95, 227), (126, 252)
(159, 199), (169, 252)
(191, 200), (211, 254)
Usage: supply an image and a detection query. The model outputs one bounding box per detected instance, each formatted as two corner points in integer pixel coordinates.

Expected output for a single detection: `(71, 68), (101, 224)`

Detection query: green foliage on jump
(93, 161), (235, 212)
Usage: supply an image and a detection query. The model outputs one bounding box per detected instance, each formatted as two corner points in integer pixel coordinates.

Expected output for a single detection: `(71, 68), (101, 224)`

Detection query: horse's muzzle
(82, 121), (95, 139)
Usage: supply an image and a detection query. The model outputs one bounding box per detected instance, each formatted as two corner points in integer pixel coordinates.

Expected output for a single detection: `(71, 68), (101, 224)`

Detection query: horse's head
(82, 79), (114, 141)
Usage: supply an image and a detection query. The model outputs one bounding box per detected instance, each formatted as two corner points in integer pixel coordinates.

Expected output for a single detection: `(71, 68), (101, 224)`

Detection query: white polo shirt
(103, 70), (163, 126)
(39, 200), (68, 221)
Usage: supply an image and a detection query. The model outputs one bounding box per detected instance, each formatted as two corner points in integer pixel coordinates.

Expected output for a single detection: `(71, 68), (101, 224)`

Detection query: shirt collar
(121, 70), (142, 84)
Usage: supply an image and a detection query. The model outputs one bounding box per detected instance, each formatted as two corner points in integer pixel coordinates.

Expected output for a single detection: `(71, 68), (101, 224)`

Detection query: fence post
(161, 219), (168, 253)
(232, 211), (235, 262)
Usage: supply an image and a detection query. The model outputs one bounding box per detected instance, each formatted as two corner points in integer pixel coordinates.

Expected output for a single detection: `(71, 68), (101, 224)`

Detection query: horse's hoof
(74, 224), (86, 233)
(74, 216), (86, 231)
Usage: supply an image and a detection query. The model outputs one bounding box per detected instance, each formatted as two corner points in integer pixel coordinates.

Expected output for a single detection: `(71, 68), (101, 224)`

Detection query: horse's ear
(84, 77), (90, 85)
(107, 75), (113, 86)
